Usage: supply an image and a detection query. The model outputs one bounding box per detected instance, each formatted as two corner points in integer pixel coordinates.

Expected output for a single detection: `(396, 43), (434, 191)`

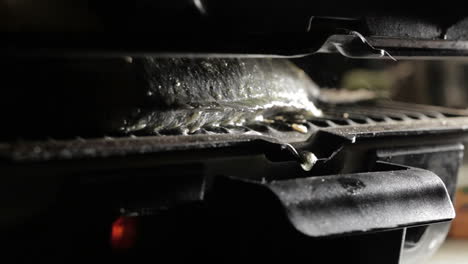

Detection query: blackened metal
(317, 31), (397, 60)
(377, 144), (464, 201)
(1, 99), (467, 263)
(3, 100), (468, 162)
(263, 163), (454, 236)
(8, 30), (468, 59)
(318, 34), (468, 58)
(4, 3), (468, 59)
(364, 16), (442, 40)
(0, 134), (303, 162)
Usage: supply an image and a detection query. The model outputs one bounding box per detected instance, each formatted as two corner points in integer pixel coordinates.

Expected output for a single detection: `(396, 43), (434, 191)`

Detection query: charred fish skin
(119, 58), (322, 135)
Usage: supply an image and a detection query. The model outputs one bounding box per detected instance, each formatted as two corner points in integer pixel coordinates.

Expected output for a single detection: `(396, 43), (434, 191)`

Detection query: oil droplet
(300, 151), (317, 171)
(123, 56), (133, 63)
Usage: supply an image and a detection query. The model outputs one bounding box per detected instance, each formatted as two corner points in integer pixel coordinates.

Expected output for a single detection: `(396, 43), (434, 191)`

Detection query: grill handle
(211, 162), (455, 237)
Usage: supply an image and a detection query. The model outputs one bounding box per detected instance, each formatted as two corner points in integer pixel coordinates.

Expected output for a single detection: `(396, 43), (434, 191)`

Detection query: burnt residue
(118, 58), (322, 135)
(338, 177), (366, 195)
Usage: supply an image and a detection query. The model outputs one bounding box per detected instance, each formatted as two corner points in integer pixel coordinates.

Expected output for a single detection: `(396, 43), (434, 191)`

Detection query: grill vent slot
(306, 101), (467, 128)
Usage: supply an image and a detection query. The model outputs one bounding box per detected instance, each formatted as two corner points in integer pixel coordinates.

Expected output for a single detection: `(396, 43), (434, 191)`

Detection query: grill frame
(1, 100), (467, 263)
(2, 100), (468, 162)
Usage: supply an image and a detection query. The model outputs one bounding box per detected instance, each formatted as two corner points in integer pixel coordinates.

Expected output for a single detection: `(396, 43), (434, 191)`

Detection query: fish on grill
(118, 58), (322, 135)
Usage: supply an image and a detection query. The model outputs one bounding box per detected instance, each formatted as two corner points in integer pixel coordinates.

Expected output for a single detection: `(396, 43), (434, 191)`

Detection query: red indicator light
(110, 216), (137, 250)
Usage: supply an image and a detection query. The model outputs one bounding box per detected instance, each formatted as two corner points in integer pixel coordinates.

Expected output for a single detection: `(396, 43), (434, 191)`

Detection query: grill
(4, 3), (468, 263)
(3, 100), (468, 160)
(1, 99), (467, 263)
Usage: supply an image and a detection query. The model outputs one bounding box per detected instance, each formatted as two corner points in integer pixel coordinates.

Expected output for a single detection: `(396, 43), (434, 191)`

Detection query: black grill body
(1, 100), (467, 263)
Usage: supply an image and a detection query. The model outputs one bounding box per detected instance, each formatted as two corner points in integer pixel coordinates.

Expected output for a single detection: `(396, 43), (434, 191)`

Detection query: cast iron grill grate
(308, 100), (468, 128)
(2, 100), (468, 162)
